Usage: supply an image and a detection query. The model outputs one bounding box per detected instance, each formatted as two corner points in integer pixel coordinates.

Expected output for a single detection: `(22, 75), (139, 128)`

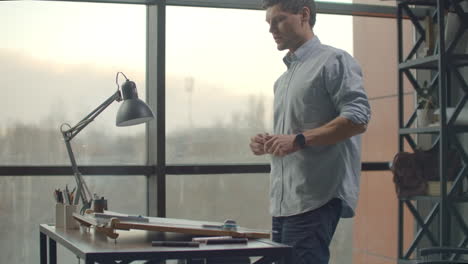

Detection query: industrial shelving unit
(397, 0), (468, 263)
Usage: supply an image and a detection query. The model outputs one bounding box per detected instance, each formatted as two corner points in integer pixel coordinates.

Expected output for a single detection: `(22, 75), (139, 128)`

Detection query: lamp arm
(64, 91), (122, 141)
(61, 90), (122, 214)
(63, 138), (92, 211)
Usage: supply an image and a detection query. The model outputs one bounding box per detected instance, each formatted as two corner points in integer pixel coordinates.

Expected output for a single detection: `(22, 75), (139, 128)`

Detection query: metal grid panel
(397, 0), (468, 262)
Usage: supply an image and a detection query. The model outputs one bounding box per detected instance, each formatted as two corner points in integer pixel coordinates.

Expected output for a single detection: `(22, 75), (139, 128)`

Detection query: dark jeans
(272, 198), (342, 264)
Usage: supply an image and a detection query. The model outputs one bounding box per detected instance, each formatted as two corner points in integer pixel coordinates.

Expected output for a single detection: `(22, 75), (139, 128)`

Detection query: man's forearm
(302, 116), (367, 146)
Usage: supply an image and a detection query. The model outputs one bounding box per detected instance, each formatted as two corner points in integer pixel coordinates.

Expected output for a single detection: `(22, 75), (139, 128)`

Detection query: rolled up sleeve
(325, 52), (371, 125)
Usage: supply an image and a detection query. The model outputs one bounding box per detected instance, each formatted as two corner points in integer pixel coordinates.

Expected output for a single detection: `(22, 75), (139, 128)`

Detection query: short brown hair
(262, 0), (317, 27)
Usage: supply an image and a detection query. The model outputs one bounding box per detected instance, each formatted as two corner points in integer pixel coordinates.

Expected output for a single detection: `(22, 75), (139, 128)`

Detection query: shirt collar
(283, 36), (321, 68)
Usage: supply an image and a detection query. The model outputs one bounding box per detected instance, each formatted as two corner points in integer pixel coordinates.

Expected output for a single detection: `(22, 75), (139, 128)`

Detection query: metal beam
(166, 164), (270, 175)
(166, 0), (425, 19)
(0, 166), (153, 175)
(0, 162), (390, 176)
(19, 0), (426, 19)
(29, 0), (157, 5)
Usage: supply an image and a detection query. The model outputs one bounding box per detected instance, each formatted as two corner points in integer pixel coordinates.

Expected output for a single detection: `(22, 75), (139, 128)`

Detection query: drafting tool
(63, 185), (70, 205)
(205, 238), (248, 245)
(73, 211), (270, 240)
(192, 236), (248, 244)
(69, 188), (75, 205)
(192, 236), (232, 242)
(201, 219), (238, 230)
(151, 241), (200, 247)
(94, 212), (149, 223)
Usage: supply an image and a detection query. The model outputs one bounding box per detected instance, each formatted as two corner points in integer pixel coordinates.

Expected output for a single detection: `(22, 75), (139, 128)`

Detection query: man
(249, 0), (371, 263)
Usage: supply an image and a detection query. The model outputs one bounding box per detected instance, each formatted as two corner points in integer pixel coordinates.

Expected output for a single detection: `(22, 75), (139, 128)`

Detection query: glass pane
(0, 175), (147, 264)
(0, 1), (147, 165)
(167, 173), (354, 263)
(166, 7), (353, 164)
(167, 173), (270, 229)
(0, 1), (148, 263)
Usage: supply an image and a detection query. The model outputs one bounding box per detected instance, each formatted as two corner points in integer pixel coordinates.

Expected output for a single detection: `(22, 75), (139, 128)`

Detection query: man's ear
(301, 6), (310, 23)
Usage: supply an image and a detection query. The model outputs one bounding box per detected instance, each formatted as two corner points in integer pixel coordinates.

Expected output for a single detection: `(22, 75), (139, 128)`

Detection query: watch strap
(294, 133), (306, 149)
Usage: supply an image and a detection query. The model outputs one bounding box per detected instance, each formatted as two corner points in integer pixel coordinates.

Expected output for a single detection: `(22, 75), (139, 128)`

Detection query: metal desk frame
(39, 224), (292, 264)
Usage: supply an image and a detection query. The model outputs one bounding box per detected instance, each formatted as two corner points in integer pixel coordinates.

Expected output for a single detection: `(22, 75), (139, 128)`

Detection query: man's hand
(249, 133), (271, 155)
(264, 134), (299, 156)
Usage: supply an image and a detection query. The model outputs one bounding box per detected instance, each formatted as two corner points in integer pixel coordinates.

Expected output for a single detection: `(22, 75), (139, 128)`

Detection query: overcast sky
(0, 0), (353, 132)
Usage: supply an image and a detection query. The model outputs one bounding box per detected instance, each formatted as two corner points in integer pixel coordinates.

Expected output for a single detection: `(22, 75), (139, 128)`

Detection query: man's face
(266, 4), (309, 52)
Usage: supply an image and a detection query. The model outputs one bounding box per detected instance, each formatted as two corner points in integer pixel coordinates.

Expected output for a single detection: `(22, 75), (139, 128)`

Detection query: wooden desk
(39, 224), (292, 264)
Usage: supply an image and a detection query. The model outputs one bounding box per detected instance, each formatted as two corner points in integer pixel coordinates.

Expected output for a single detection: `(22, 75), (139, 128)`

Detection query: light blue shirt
(270, 36), (371, 218)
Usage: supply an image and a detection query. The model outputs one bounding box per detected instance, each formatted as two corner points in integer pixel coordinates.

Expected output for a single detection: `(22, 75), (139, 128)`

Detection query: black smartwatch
(294, 133), (306, 149)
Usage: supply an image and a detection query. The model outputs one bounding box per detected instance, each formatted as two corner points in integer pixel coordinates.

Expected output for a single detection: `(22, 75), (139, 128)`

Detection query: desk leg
(40, 232), (47, 264)
(49, 237), (57, 264)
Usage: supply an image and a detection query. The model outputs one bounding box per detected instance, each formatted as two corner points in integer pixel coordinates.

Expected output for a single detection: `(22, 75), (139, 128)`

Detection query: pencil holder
(64, 204), (79, 230)
(55, 203), (65, 228)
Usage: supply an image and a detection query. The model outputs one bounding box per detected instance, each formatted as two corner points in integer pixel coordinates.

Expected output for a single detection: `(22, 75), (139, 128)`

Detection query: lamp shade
(116, 80), (154, 127)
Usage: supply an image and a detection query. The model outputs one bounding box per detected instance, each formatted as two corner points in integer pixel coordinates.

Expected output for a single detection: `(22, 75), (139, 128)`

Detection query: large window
(0, 2), (147, 263)
(165, 6), (353, 164)
(0, 1), (147, 166)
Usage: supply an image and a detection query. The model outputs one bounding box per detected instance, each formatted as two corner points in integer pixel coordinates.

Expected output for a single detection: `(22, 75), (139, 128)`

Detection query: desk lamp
(60, 72), (154, 214)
